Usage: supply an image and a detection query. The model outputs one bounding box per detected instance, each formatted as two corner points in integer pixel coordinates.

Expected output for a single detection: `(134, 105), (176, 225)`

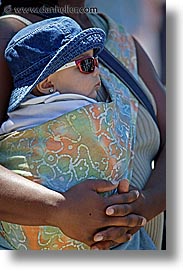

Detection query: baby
(0, 16), (105, 133)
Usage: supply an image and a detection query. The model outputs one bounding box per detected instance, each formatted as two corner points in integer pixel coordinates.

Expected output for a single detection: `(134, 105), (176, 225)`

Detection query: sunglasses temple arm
(56, 61), (76, 72)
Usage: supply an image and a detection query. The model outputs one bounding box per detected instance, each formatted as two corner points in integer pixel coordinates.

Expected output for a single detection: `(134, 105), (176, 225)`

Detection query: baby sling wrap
(0, 15), (140, 250)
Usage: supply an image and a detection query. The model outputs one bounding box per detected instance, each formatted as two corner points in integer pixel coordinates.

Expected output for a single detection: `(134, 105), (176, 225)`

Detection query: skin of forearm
(0, 165), (65, 225)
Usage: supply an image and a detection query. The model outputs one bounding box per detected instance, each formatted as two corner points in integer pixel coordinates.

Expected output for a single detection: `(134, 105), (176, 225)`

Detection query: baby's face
(48, 50), (101, 99)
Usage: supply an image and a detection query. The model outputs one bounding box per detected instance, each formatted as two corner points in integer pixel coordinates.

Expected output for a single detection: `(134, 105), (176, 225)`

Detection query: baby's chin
(89, 90), (98, 99)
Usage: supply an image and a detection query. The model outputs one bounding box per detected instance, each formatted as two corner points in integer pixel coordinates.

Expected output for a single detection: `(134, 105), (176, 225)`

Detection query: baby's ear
(36, 78), (54, 95)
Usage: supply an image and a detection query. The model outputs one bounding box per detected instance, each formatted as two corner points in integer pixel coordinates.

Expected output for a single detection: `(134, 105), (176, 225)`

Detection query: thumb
(117, 179), (129, 193)
(91, 180), (118, 193)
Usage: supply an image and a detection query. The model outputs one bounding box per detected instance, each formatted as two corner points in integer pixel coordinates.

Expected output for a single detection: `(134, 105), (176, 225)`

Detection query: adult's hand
(50, 179), (145, 247)
(90, 180), (146, 250)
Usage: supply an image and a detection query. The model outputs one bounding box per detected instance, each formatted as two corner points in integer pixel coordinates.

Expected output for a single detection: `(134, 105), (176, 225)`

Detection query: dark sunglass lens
(80, 58), (95, 72)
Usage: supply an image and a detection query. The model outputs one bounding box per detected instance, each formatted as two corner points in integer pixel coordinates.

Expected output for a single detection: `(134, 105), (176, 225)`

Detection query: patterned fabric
(0, 14), (139, 250)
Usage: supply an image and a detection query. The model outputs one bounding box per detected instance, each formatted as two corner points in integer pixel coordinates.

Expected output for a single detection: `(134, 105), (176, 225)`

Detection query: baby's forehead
(74, 49), (94, 60)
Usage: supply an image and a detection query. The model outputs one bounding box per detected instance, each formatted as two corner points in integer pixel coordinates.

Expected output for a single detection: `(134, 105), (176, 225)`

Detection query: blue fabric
(99, 48), (159, 128)
(0, 239), (13, 250)
(0, 224), (13, 250)
(5, 16), (106, 112)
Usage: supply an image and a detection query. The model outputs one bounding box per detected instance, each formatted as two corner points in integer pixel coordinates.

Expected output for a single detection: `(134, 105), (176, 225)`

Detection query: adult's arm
(0, 165), (144, 246)
(129, 37), (166, 221)
(92, 38), (166, 249)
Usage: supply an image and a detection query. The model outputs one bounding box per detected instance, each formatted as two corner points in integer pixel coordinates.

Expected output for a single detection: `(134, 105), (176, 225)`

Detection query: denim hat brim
(8, 27), (105, 112)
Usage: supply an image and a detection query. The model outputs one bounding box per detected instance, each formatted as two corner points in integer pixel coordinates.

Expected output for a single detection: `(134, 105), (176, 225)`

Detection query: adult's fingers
(106, 203), (133, 216)
(107, 190), (140, 206)
(87, 179), (118, 193)
(93, 226), (130, 242)
(91, 240), (115, 250)
(105, 214), (146, 228)
(117, 179), (129, 193)
(91, 227), (132, 250)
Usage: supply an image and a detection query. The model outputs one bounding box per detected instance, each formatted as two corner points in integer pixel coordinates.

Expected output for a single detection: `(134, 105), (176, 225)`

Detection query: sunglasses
(56, 56), (99, 74)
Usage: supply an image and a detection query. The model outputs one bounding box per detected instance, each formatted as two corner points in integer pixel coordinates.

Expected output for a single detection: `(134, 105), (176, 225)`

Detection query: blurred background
(86, 0), (166, 85)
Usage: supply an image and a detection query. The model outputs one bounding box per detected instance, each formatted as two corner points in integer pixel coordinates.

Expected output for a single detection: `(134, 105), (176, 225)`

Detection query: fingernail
(94, 234), (103, 242)
(135, 190), (139, 197)
(106, 208), (114, 215)
(141, 218), (147, 226)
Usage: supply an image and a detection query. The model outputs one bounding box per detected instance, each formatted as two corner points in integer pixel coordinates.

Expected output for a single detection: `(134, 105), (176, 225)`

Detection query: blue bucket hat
(5, 16), (106, 112)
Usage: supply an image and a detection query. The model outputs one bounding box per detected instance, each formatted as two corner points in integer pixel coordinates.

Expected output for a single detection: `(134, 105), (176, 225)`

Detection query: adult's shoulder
(0, 15), (31, 126)
(0, 15), (31, 41)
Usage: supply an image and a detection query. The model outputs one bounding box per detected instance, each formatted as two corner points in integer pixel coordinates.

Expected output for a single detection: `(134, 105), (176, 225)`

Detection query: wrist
(138, 189), (153, 221)
(138, 188), (164, 222)
(43, 190), (67, 228)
